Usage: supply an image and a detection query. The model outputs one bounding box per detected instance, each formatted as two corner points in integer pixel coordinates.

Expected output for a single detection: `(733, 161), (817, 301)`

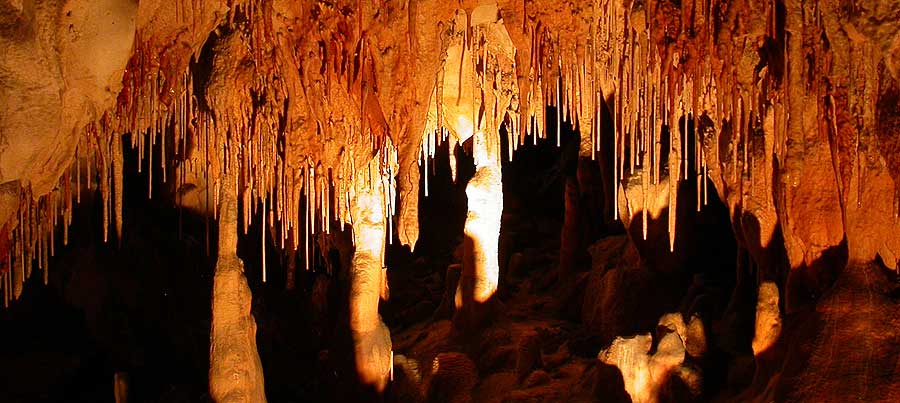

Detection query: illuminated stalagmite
(348, 156), (394, 391)
(454, 131), (504, 329)
(209, 149), (268, 403)
(418, 4), (518, 331)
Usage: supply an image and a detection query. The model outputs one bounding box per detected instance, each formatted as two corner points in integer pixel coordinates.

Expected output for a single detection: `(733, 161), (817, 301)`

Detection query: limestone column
(348, 162), (392, 391)
(454, 131), (503, 331)
(209, 155), (267, 403)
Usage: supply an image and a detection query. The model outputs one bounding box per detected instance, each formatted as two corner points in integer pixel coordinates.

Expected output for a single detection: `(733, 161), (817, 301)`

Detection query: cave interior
(1, 0), (900, 402)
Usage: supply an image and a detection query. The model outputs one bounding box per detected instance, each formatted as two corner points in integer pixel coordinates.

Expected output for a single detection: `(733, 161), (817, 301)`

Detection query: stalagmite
(454, 129), (502, 331)
(348, 156), (392, 392)
(209, 146), (268, 403)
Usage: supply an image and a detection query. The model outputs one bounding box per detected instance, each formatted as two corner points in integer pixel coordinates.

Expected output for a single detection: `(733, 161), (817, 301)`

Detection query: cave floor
(386, 197), (603, 402)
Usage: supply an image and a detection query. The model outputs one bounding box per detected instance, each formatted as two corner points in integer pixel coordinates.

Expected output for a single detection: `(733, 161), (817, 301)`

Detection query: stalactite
(42, 223), (48, 285)
(100, 135), (110, 244)
(556, 60), (562, 148)
(892, 187), (899, 228)
(304, 168), (310, 272)
(669, 106), (680, 253)
(423, 131), (430, 197)
(15, 206), (23, 300)
(741, 94), (748, 177)
(148, 78), (155, 197)
(613, 72), (620, 220)
(2, 264), (9, 307)
(310, 165), (317, 234)
(113, 132), (124, 245)
(642, 127), (649, 241)
(48, 193), (55, 259)
(76, 145), (82, 204)
(63, 172), (70, 247)
(2, 269), (7, 308)
(731, 75), (738, 183)
(262, 195), (267, 283)
(682, 77), (689, 181)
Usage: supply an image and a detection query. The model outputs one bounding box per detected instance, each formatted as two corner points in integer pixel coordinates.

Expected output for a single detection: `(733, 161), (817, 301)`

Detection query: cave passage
(3, 1), (900, 402)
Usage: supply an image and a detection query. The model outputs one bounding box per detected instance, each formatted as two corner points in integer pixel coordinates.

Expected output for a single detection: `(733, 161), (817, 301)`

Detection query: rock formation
(209, 145), (268, 403)
(2, 0), (900, 401)
(598, 313), (704, 403)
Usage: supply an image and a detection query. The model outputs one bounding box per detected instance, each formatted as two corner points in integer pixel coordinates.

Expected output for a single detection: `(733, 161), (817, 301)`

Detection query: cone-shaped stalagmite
(559, 107), (606, 278)
(454, 131), (503, 331)
(209, 149), (267, 403)
(348, 156), (393, 392)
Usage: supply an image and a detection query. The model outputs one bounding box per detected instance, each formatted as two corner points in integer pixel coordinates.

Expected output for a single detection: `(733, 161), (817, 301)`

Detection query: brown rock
(433, 264), (462, 320)
(427, 352), (477, 403)
(523, 370), (551, 388)
(515, 333), (543, 382)
(751, 282), (781, 357)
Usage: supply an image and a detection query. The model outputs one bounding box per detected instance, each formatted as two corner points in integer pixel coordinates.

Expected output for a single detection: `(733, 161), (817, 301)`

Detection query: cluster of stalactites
(417, 1), (716, 252)
(1, 0), (894, 305)
(419, 6), (518, 194)
(418, 0), (886, 254)
(0, 34), (190, 305)
(0, 182), (67, 307)
(596, 0), (884, 251)
(0, 0), (404, 303)
(199, 0), (400, 279)
(0, 112), (126, 307)
(583, 0), (729, 251)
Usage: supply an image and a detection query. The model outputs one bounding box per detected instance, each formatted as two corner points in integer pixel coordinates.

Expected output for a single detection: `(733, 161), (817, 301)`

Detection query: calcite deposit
(2, 0), (899, 401)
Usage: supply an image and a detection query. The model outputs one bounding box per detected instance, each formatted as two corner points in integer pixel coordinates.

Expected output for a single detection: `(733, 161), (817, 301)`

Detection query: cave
(2, 0), (900, 402)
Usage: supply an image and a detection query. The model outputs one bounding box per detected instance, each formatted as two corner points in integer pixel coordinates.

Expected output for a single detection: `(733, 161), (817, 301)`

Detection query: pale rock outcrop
(598, 312), (705, 403)
(426, 352), (478, 403)
(751, 282), (781, 356)
(0, 0), (136, 195)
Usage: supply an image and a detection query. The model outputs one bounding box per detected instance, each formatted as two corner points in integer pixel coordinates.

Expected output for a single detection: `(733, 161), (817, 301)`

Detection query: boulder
(597, 312), (704, 403)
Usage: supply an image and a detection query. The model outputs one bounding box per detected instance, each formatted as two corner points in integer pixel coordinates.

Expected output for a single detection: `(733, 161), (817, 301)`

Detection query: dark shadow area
(381, 139), (474, 332)
(0, 139), (338, 402)
(0, 148), (217, 402)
